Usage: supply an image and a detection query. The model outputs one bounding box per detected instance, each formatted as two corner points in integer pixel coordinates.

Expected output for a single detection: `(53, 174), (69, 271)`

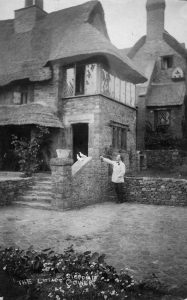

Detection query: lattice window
(63, 67), (75, 97)
(156, 110), (170, 126)
(85, 64), (97, 94)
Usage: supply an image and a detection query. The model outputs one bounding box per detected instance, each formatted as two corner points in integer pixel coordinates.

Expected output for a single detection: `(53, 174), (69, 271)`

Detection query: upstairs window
(21, 91), (28, 104)
(63, 64), (97, 98)
(75, 65), (85, 95)
(161, 56), (173, 70)
(13, 88), (28, 105)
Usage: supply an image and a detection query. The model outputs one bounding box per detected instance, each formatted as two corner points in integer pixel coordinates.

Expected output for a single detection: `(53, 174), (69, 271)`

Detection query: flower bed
(0, 246), (181, 300)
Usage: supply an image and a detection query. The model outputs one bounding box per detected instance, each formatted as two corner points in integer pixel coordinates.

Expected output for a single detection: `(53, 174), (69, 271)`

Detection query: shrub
(11, 126), (50, 177)
(0, 246), (169, 300)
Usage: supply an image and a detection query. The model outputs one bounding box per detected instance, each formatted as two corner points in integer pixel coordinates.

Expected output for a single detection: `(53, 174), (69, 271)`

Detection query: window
(75, 64), (85, 95)
(155, 110), (170, 128)
(112, 124), (127, 150)
(21, 91), (28, 104)
(161, 56), (173, 70)
(63, 64), (97, 97)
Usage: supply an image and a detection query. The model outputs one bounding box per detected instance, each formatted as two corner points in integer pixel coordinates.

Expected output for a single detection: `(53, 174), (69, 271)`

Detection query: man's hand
(100, 155), (104, 161)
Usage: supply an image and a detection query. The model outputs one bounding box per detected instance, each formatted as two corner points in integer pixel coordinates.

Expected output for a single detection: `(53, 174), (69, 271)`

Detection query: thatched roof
(123, 32), (187, 60)
(0, 104), (63, 128)
(147, 82), (186, 107)
(0, 1), (146, 86)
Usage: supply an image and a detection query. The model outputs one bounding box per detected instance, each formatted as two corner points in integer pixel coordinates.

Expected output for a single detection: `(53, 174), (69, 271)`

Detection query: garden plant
(0, 245), (176, 300)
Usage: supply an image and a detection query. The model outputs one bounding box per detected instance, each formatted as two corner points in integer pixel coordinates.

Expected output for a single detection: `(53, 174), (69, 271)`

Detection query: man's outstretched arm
(100, 156), (114, 165)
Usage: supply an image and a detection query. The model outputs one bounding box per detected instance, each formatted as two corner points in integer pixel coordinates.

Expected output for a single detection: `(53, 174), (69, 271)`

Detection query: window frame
(161, 55), (173, 70)
(111, 122), (128, 150)
(154, 109), (171, 129)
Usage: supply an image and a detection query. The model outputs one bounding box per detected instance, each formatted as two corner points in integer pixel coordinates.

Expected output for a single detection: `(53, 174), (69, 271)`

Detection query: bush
(11, 126), (49, 177)
(145, 122), (182, 150)
(0, 246), (169, 300)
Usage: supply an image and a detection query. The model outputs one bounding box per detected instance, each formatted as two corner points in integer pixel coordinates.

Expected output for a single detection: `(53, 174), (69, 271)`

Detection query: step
(30, 186), (53, 192)
(24, 190), (53, 197)
(19, 195), (52, 203)
(32, 180), (52, 185)
(14, 201), (54, 210)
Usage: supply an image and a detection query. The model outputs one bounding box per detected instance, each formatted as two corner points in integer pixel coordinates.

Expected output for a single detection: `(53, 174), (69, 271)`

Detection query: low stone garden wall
(145, 150), (184, 169)
(0, 177), (32, 206)
(124, 176), (187, 206)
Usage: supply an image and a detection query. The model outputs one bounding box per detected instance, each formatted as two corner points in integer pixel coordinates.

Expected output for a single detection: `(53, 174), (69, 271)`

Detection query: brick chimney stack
(14, 0), (46, 33)
(146, 0), (166, 41)
(25, 0), (43, 10)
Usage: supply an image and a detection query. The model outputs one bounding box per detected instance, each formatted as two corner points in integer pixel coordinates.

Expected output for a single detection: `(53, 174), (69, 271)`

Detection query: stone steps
(14, 200), (54, 210)
(17, 173), (54, 209)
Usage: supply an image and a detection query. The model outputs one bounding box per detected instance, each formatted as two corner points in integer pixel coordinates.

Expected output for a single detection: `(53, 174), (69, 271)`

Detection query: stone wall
(61, 94), (137, 172)
(0, 177), (32, 206)
(145, 149), (184, 169)
(50, 157), (187, 209)
(50, 157), (110, 209)
(124, 176), (187, 206)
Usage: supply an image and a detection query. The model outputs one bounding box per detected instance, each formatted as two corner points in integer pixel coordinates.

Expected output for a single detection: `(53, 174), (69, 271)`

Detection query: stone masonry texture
(0, 177), (32, 206)
(124, 176), (187, 206)
(145, 149), (184, 169)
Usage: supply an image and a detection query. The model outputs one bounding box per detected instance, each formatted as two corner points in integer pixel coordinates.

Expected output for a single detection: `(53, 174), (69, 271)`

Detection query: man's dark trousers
(114, 183), (124, 203)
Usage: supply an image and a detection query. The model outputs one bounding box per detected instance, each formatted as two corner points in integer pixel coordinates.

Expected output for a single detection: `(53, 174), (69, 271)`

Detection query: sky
(0, 0), (187, 49)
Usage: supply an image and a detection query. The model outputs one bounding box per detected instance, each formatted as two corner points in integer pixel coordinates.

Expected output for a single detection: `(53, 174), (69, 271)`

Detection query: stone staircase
(15, 173), (54, 210)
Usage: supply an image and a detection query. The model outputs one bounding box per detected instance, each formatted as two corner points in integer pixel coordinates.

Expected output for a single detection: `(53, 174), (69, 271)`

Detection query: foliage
(0, 246), (168, 300)
(11, 126), (50, 177)
(145, 122), (182, 150)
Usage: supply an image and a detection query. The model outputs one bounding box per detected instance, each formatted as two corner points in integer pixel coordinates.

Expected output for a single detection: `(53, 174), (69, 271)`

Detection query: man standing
(100, 154), (126, 203)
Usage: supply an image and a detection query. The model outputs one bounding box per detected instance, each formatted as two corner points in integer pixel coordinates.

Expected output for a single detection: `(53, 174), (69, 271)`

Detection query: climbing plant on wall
(11, 126), (50, 177)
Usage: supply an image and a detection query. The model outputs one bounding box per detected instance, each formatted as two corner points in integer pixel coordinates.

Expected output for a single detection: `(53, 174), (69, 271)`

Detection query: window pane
(21, 92), (28, 104)
(157, 110), (170, 126)
(117, 127), (121, 148)
(121, 81), (126, 104)
(85, 64), (97, 94)
(64, 67), (75, 97)
(109, 74), (115, 99)
(75, 65), (85, 95)
(115, 77), (120, 101)
(121, 128), (127, 150)
(126, 82), (131, 106)
(130, 84), (136, 107)
(101, 68), (110, 97)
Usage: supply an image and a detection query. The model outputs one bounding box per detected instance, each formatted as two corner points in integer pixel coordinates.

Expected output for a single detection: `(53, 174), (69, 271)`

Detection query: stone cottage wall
(0, 177), (32, 206)
(134, 38), (187, 149)
(124, 176), (187, 206)
(61, 94), (137, 171)
(146, 106), (184, 139)
(99, 95), (137, 172)
(145, 149), (184, 169)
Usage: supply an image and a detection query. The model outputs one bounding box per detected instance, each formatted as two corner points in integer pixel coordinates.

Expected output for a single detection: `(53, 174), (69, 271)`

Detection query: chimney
(14, 0), (46, 33)
(146, 0), (166, 41)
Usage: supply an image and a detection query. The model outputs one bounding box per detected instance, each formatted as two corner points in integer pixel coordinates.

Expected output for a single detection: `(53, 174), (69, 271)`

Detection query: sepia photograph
(0, 0), (187, 299)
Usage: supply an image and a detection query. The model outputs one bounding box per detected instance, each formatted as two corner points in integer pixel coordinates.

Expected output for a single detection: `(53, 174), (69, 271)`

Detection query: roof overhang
(0, 103), (63, 128)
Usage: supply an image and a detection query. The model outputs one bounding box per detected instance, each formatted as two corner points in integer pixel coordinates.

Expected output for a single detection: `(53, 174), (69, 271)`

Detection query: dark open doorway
(72, 123), (88, 162)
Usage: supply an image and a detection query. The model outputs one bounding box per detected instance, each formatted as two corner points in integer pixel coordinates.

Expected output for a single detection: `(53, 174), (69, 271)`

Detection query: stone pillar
(50, 151), (73, 209)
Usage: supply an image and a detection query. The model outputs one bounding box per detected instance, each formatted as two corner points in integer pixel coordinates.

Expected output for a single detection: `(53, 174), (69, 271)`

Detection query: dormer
(14, 0), (47, 33)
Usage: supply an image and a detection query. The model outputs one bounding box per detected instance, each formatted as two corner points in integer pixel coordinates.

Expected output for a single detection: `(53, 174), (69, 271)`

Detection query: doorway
(72, 123), (88, 162)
